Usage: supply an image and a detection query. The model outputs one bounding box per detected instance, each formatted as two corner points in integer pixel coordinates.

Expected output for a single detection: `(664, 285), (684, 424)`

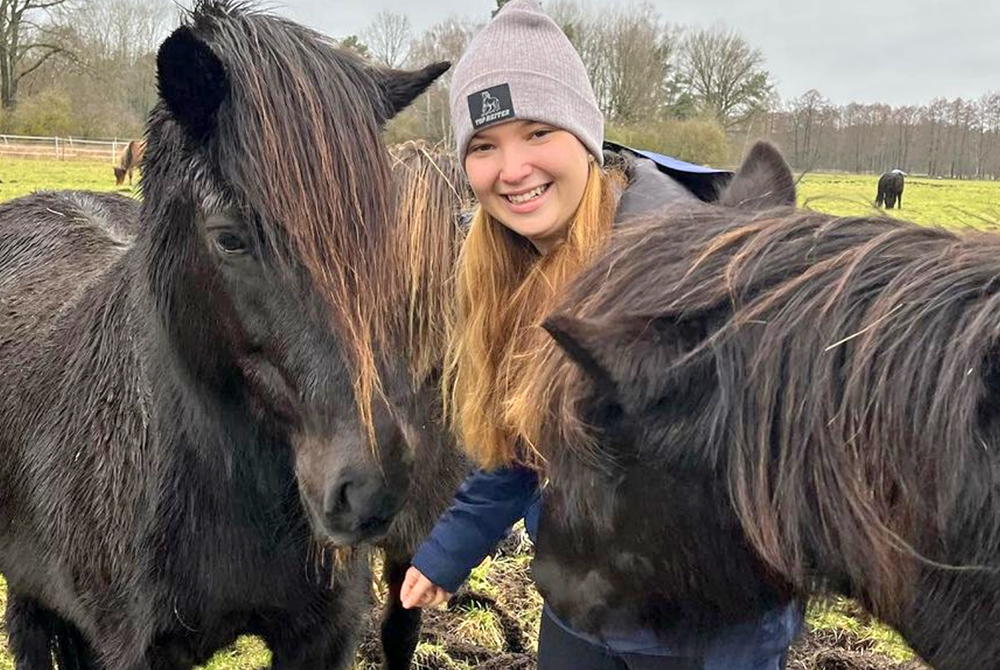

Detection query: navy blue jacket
(411, 147), (802, 665)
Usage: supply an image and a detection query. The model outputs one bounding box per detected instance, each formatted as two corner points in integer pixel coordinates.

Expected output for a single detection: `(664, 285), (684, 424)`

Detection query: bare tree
(679, 24), (773, 130)
(594, 4), (679, 123)
(362, 10), (411, 68)
(978, 92), (1000, 178)
(72, 0), (171, 65)
(402, 16), (477, 143)
(546, 1), (682, 123)
(789, 89), (830, 167)
(68, 0), (173, 129)
(0, 0), (78, 110)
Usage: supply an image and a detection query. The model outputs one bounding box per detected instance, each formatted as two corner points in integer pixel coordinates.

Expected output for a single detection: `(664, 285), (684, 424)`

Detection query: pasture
(798, 172), (1000, 229)
(3, 157), (996, 670)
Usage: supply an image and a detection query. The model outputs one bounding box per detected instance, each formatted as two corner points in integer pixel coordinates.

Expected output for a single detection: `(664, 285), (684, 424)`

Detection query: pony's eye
(214, 231), (249, 255)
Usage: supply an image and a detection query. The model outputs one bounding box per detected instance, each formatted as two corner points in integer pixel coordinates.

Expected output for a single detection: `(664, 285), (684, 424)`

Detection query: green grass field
(0, 157), (140, 202)
(798, 172), (1000, 229)
(2, 157), (990, 669)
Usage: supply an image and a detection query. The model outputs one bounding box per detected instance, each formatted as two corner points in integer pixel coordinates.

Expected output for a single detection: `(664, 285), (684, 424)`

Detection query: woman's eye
(531, 128), (553, 139)
(469, 143), (493, 153)
(215, 231), (249, 255)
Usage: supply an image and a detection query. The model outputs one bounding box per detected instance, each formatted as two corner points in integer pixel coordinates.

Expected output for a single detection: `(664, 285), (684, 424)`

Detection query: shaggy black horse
(875, 170), (904, 208)
(530, 142), (1000, 670)
(0, 3), (460, 670)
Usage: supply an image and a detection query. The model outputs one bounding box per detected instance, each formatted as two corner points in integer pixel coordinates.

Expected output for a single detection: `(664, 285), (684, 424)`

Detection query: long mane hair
(388, 141), (470, 385)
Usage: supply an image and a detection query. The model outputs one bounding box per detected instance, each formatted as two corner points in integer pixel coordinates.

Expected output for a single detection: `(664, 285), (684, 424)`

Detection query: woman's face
(464, 120), (592, 253)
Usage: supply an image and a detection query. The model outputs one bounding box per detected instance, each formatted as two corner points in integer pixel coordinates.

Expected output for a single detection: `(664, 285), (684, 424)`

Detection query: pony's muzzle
(321, 467), (405, 545)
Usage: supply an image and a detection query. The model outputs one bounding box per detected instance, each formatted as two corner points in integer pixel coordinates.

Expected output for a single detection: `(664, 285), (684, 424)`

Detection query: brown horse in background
(113, 139), (146, 186)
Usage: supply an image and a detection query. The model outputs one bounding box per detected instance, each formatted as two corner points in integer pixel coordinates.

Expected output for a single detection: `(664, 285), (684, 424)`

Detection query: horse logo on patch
(468, 83), (515, 130)
(481, 91), (501, 115)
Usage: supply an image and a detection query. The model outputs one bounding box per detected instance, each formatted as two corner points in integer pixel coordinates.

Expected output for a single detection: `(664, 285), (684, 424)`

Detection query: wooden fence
(0, 134), (134, 162)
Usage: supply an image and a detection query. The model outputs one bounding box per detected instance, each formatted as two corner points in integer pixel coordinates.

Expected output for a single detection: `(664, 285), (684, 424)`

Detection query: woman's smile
(502, 182), (552, 212)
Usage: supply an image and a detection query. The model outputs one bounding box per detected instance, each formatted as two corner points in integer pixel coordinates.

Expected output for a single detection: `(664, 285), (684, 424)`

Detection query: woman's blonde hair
(443, 163), (625, 469)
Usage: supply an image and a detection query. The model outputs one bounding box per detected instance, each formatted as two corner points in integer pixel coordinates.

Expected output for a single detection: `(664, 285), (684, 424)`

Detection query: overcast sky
(259, 0), (999, 108)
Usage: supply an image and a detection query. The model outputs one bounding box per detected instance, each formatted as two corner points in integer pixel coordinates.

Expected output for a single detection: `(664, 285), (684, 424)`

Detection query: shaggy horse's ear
(157, 26), (229, 140)
(376, 61), (450, 123)
(544, 314), (620, 397)
(544, 312), (714, 415)
(719, 141), (796, 209)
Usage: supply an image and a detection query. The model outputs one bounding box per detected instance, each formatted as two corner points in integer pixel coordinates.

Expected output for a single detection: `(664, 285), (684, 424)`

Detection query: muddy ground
(357, 541), (929, 670)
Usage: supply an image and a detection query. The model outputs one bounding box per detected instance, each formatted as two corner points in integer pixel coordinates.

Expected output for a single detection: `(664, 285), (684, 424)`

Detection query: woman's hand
(400, 566), (452, 609)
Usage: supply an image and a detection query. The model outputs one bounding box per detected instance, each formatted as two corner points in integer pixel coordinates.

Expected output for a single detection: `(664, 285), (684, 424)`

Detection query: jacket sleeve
(410, 464), (540, 593)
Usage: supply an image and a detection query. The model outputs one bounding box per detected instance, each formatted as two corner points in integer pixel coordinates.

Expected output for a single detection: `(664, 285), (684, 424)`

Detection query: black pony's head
(141, 1), (448, 546)
(529, 142), (799, 635)
(534, 140), (1000, 670)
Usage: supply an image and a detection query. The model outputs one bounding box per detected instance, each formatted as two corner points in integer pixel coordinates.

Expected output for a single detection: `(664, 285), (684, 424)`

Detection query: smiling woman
(464, 120), (593, 253)
(396, 1), (801, 669)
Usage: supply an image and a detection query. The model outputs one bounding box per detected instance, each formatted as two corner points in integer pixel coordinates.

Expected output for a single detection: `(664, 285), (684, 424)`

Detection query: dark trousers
(536, 610), (790, 670)
(537, 610), (702, 670)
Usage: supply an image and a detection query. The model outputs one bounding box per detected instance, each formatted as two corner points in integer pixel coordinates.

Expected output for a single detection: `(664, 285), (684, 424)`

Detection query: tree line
(1, 0), (996, 179)
(771, 91), (1000, 179)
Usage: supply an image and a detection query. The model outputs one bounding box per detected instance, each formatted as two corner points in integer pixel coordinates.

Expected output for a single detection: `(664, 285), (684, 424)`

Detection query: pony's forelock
(182, 1), (401, 443)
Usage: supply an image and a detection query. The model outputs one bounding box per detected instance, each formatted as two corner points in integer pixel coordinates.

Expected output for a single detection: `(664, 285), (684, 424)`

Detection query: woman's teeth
(507, 184), (548, 204)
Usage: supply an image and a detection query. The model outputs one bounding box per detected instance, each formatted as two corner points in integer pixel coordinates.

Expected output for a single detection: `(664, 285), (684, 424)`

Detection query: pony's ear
(543, 314), (620, 397)
(157, 26), (229, 140)
(719, 141), (796, 210)
(544, 312), (713, 414)
(376, 61), (450, 123)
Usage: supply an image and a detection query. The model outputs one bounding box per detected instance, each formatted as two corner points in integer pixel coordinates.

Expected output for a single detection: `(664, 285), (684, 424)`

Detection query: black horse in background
(875, 169), (905, 208)
(0, 2), (457, 670)
(530, 142), (1000, 670)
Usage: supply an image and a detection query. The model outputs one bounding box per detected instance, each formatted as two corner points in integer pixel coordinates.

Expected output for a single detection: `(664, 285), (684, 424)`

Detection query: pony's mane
(546, 207), (1000, 616)
(388, 141), (468, 384)
(181, 0), (405, 433)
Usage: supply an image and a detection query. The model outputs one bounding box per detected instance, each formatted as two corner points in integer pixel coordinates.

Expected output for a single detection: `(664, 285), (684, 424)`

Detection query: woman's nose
(498, 148), (532, 183)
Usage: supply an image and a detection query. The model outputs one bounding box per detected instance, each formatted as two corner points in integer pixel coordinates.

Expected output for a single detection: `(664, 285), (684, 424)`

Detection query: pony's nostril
(326, 471), (378, 519)
(327, 476), (357, 517)
(335, 480), (351, 514)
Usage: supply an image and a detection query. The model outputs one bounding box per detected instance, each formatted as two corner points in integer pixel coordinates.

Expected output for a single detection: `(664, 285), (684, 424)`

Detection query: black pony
(532, 142), (1000, 670)
(875, 170), (904, 208)
(0, 3), (454, 670)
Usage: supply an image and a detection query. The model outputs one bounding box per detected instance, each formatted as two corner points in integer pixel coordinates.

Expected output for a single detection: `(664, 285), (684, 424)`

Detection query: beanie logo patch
(468, 84), (515, 130)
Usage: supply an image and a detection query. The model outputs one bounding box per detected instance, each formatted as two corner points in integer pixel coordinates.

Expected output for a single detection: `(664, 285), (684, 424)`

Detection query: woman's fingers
(429, 588), (451, 608)
(400, 567), (452, 610)
(400, 567), (428, 609)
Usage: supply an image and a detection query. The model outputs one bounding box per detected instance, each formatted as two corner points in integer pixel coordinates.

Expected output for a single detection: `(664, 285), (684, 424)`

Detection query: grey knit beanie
(450, 0), (604, 165)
